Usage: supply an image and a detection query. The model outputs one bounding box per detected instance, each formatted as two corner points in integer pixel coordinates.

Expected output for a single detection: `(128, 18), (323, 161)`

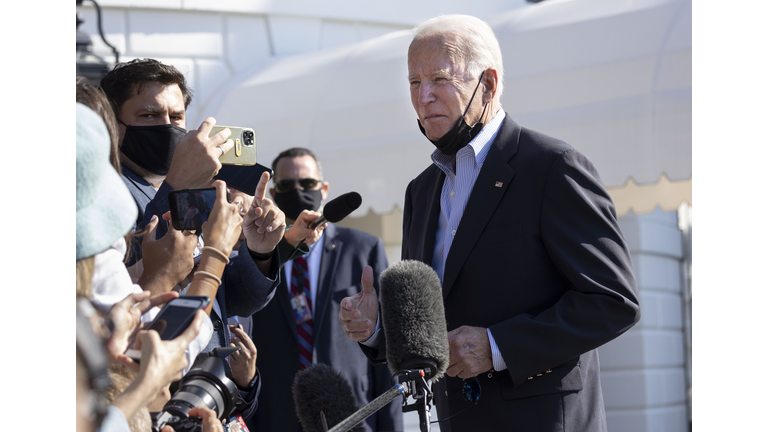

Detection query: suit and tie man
(247, 148), (403, 432)
(339, 15), (641, 432)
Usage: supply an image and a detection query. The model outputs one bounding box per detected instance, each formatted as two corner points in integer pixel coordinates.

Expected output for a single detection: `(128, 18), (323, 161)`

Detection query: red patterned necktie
(290, 256), (313, 370)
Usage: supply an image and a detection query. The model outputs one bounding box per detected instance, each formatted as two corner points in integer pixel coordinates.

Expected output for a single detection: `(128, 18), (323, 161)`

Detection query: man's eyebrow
(140, 105), (162, 113)
(408, 69), (452, 81)
(138, 106), (185, 116)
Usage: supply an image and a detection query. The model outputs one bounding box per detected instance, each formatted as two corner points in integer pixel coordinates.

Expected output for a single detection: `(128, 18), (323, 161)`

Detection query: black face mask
(119, 122), (187, 176)
(273, 188), (323, 221)
(418, 71), (487, 156)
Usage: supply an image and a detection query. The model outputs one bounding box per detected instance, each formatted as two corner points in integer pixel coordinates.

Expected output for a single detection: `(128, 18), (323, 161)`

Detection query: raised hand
(242, 171), (286, 254)
(201, 180), (244, 258)
(228, 324), (258, 388)
(104, 291), (179, 362)
(339, 266), (379, 342)
(164, 117), (234, 190)
(283, 210), (327, 248)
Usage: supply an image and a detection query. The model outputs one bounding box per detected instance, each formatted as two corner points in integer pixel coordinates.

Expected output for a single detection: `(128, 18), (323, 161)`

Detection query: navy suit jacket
(364, 113), (640, 432)
(247, 223), (403, 432)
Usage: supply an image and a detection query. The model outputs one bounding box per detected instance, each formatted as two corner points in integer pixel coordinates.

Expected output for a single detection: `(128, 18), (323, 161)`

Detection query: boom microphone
(379, 260), (449, 380)
(309, 192), (362, 229)
(292, 364), (364, 432)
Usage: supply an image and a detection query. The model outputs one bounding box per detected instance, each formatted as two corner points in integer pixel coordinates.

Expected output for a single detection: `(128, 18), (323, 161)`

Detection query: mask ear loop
(460, 70), (487, 120)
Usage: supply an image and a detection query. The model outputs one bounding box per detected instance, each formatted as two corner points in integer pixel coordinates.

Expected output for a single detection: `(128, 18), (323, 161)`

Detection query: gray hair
(412, 15), (504, 98)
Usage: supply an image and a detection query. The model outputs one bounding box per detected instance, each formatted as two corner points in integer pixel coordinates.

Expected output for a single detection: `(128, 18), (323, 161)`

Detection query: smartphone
(168, 187), (231, 231)
(125, 296), (210, 360)
(214, 163), (273, 196)
(210, 126), (257, 166)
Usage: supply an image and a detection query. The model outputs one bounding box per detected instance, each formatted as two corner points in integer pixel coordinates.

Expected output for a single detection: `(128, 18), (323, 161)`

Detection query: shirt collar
(430, 109), (506, 174)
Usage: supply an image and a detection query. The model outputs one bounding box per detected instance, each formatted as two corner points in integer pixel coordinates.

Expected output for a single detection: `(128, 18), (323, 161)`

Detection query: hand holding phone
(199, 180), (246, 257)
(168, 187), (231, 232)
(105, 291), (181, 362)
(209, 125), (257, 166)
(124, 295), (210, 361)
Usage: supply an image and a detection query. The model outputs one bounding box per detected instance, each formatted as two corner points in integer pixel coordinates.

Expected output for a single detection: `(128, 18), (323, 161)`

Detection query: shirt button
(450, 191), (455, 197)
(451, 230), (456, 236)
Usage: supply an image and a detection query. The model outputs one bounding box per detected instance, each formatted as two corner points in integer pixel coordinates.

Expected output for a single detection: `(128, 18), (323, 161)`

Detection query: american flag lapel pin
(495, 181), (503, 188)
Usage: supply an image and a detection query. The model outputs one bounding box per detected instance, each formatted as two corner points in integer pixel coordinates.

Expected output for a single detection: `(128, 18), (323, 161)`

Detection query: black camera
(151, 347), (243, 432)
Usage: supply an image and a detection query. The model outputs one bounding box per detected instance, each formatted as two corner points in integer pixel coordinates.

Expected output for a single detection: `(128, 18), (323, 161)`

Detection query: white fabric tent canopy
(204, 0), (691, 216)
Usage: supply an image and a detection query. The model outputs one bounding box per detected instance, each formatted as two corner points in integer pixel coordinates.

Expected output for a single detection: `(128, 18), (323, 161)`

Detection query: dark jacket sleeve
(490, 149), (640, 386)
(232, 367), (262, 423)
(223, 241), (280, 318)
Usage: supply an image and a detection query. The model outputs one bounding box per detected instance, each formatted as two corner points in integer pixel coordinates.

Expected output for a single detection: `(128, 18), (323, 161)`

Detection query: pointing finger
(253, 171), (270, 203)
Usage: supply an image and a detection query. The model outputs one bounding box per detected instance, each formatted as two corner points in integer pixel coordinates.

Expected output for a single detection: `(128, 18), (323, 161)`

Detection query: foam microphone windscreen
(292, 363), (364, 432)
(379, 260), (449, 380)
(322, 192), (362, 223)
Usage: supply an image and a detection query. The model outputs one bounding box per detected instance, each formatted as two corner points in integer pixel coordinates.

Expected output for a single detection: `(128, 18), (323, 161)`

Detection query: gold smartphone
(209, 126), (257, 166)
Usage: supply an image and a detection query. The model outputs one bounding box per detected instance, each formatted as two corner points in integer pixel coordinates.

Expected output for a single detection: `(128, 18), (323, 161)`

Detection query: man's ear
(482, 68), (499, 104)
(321, 182), (329, 202)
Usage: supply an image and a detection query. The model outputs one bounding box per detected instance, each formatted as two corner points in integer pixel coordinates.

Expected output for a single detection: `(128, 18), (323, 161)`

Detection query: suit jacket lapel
(314, 224), (341, 332)
(412, 167), (445, 265)
(441, 114), (521, 298)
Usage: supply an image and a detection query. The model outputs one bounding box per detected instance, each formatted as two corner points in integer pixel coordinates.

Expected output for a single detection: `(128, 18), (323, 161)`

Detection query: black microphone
(292, 363), (365, 432)
(379, 260), (449, 381)
(309, 192), (362, 229)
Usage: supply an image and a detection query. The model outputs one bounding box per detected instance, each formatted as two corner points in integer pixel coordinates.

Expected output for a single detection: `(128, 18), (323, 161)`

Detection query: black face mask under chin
(119, 122), (187, 176)
(273, 188), (323, 221)
(418, 71), (487, 156)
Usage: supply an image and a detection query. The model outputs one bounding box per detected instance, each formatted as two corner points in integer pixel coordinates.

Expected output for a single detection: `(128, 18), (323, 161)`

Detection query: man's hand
(201, 180), (244, 258)
(164, 117), (234, 190)
(228, 324), (258, 388)
(284, 210), (326, 247)
(339, 266), (379, 342)
(104, 291), (179, 361)
(243, 171), (286, 254)
(139, 212), (198, 295)
(445, 325), (494, 379)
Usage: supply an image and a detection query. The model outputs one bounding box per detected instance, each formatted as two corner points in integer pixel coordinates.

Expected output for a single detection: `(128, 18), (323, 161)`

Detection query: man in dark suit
(247, 148), (403, 432)
(339, 15), (641, 432)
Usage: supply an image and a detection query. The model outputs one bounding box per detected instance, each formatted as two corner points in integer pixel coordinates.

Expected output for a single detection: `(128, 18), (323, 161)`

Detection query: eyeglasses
(462, 377), (481, 405)
(273, 178), (322, 193)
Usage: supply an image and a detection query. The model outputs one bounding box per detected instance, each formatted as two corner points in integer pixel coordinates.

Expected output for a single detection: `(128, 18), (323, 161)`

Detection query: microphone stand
(399, 370), (433, 432)
(325, 366), (436, 432)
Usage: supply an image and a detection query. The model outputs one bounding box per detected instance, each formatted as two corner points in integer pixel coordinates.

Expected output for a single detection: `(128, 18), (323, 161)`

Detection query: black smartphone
(125, 296), (210, 360)
(168, 187), (230, 231)
(214, 163), (273, 196)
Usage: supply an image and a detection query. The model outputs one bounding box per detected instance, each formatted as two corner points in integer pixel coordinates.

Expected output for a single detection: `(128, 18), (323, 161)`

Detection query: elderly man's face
(408, 35), (484, 142)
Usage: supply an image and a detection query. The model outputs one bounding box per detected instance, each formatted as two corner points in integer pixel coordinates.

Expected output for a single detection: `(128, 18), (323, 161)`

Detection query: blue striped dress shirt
(430, 109), (508, 373)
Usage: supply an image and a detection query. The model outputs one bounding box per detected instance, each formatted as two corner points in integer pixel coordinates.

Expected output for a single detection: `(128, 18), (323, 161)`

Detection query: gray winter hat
(76, 103), (137, 260)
